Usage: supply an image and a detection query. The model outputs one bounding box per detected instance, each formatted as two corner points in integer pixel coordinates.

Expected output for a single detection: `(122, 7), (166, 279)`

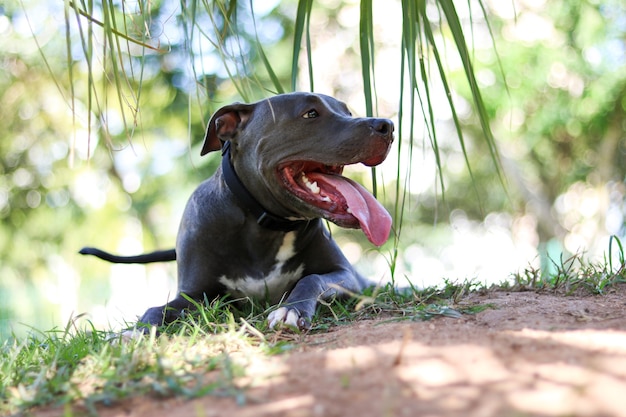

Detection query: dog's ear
(201, 103), (254, 156)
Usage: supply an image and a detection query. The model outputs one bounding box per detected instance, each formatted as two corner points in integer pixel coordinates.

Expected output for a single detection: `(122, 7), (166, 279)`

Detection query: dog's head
(201, 92), (394, 246)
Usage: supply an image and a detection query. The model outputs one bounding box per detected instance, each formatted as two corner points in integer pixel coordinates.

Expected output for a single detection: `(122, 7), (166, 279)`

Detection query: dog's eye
(302, 109), (319, 119)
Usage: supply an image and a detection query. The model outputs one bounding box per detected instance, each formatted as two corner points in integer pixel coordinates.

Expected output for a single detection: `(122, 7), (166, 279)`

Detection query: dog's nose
(372, 118), (394, 138)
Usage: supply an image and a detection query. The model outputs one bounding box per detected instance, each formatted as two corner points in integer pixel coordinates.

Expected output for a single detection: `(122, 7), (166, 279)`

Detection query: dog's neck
(221, 141), (308, 232)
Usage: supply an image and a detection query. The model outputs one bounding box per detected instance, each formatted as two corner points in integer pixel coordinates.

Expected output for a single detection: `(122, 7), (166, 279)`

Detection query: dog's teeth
(301, 173), (320, 194)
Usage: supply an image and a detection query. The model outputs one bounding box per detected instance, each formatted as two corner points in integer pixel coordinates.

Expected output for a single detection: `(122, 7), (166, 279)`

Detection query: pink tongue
(309, 173), (392, 246)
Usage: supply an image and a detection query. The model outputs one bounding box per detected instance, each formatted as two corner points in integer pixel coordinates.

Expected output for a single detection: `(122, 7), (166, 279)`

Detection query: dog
(80, 92), (394, 330)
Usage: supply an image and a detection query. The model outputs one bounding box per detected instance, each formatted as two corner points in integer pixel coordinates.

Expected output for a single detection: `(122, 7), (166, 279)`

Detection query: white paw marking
(120, 329), (143, 341)
(268, 307), (302, 329)
(106, 328), (146, 344)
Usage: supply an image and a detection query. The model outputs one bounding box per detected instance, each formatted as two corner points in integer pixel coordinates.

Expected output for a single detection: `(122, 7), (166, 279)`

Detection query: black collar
(221, 141), (308, 232)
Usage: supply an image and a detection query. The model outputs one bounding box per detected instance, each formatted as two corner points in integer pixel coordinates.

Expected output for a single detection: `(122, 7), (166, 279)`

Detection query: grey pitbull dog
(80, 92), (394, 330)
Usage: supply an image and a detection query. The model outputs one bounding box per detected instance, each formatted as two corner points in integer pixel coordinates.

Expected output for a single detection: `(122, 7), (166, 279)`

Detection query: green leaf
(292, 0), (314, 91)
(438, 0), (505, 188)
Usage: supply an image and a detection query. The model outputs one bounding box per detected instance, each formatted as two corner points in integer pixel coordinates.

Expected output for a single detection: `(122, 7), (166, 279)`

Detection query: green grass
(2, 244), (626, 416)
(0, 310), (254, 415)
(505, 250), (626, 295)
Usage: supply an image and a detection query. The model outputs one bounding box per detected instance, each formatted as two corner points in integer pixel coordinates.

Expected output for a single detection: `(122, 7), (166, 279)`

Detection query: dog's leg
(137, 293), (203, 328)
(267, 270), (364, 329)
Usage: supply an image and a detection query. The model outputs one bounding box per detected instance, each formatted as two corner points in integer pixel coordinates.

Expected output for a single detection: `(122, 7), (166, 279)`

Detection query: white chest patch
(218, 232), (305, 303)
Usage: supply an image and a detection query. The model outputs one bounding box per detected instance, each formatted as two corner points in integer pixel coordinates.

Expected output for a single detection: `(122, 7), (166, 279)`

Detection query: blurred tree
(0, 0), (307, 336)
(444, 0), (626, 252)
(10, 0), (622, 336)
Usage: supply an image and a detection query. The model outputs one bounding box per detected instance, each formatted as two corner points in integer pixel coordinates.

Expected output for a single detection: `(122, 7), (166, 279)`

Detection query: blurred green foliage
(449, 0), (626, 238)
(1, 0), (625, 338)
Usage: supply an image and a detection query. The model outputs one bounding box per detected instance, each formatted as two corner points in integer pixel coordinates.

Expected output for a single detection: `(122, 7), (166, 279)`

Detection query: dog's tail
(79, 247), (176, 264)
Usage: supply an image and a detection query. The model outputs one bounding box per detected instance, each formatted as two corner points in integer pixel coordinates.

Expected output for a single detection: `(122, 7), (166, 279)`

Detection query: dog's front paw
(268, 307), (309, 330)
(106, 326), (154, 344)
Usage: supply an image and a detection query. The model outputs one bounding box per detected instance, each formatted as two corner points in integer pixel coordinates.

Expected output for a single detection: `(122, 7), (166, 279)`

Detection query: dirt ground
(40, 285), (626, 417)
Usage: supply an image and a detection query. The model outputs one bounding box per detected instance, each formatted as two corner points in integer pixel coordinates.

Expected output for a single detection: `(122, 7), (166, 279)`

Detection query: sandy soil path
(38, 285), (626, 417)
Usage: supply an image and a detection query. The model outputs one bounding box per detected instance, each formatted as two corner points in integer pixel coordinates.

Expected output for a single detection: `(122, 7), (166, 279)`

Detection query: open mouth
(279, 161), (391, 246)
